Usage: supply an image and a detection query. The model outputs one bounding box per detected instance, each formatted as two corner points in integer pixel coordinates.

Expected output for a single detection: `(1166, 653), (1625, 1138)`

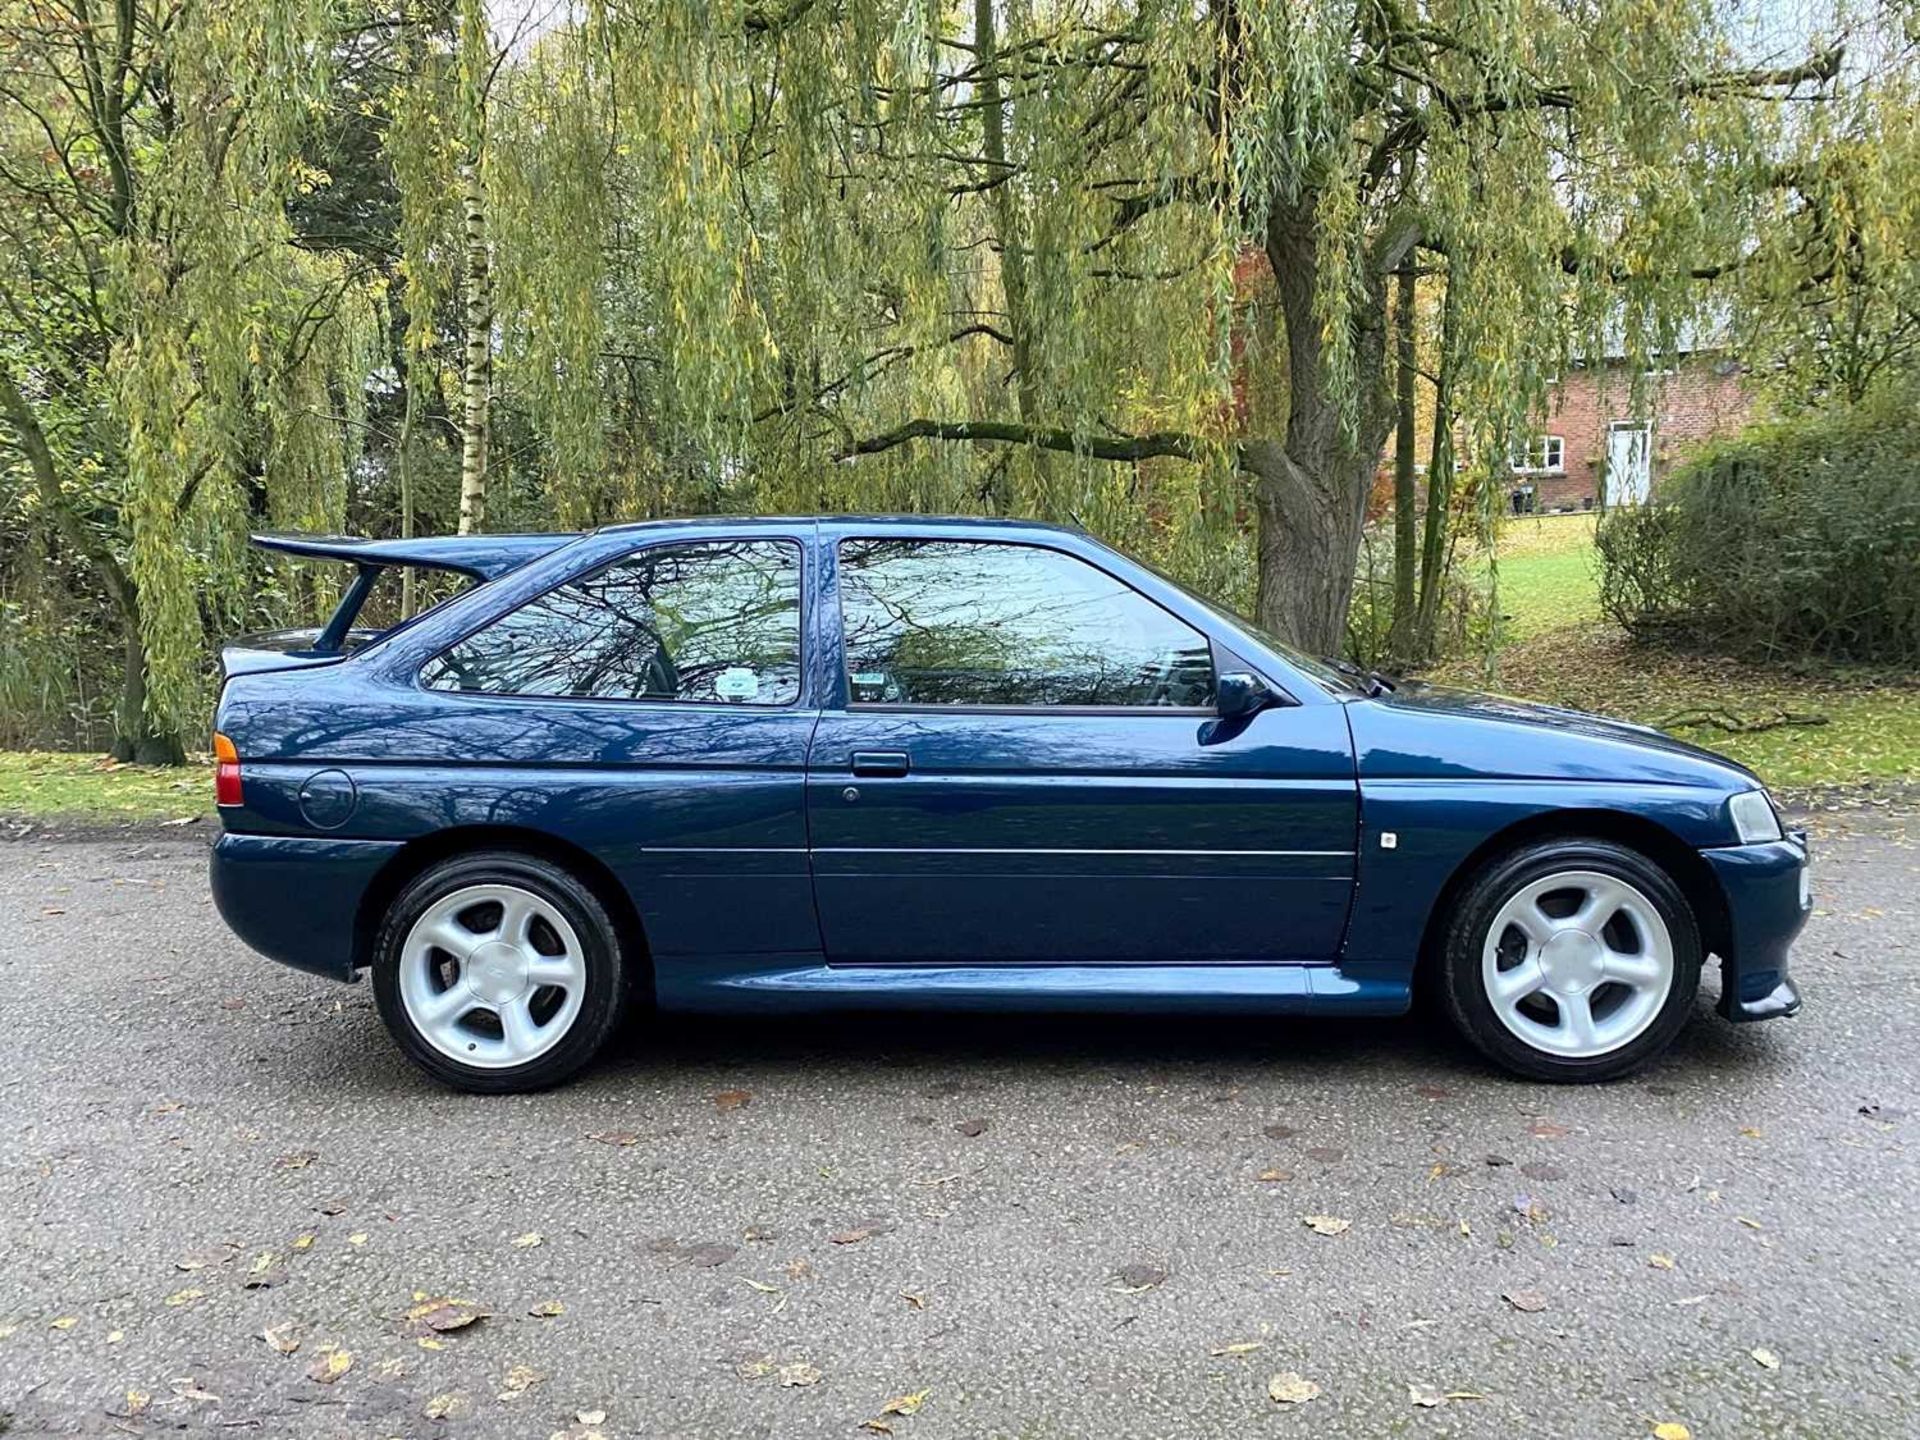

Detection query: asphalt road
(1, 808), (1915, 1440)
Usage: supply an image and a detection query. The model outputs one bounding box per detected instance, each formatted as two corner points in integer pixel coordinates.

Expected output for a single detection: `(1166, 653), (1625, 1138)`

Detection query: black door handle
(851, 750), (911, 778)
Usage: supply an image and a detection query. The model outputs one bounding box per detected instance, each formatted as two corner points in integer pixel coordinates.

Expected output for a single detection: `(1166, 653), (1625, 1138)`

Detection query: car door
(804, 533), (1358, 964)
(398, 532), (822, 961)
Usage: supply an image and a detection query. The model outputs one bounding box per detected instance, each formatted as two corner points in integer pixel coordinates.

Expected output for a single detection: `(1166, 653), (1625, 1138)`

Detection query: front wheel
(371, 851), (631, 1093)
(1439, 839), (1701, 1082)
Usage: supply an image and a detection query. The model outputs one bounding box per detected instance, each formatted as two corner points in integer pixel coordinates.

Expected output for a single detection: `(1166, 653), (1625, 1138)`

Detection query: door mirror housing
(1215, 671), (1275, 722)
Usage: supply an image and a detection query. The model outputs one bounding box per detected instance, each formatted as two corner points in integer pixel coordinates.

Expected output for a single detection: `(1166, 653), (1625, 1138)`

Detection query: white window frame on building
(1509, 435), (1566, 474)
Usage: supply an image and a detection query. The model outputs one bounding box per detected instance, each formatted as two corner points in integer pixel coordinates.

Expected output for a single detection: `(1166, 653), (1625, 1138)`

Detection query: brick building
(1510, 346), (1751, 513)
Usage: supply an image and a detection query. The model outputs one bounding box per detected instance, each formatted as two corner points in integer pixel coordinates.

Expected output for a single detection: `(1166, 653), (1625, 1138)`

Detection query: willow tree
(1733, 33), (1920, 410)
(508, 0), (1836, 652)
(0, 0), (378, 759)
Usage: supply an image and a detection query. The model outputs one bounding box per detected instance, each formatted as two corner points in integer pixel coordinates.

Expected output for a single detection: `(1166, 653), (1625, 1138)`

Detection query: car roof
(592, 514), (1087, 538)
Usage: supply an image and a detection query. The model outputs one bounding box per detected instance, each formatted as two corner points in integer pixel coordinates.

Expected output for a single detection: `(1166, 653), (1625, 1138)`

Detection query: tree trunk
(1414, 271), (1462, 655)
(456, 0), (491, 536)
(457, 153), (490, 535)
(974, 0), (1044, 506)
(113, 622), (185, 765)
(1254, 199), (1403, 655)
(1387, 264), (1419, 664)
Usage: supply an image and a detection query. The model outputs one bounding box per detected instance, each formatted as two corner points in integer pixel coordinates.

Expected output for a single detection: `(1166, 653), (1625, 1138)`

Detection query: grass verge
(1435, 513), (1920, 792)
(0, 750), (211, 826)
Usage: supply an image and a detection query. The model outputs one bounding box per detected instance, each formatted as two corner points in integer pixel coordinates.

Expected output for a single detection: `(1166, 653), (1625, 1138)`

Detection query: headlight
(1728, 789), (1783, 844)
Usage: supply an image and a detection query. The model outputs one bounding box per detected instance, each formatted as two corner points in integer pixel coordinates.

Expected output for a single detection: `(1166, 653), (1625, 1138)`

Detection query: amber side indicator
(212, 732), (242, 807)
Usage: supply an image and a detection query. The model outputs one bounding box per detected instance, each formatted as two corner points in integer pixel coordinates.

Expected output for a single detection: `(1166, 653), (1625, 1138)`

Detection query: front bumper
(210, 831), (402, 981)
(1702, 830), (1810, 1023)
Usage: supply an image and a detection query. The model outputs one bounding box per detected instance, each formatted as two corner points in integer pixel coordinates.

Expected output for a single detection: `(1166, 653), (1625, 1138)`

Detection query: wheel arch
(1415, 808), (1732, 981)
(352, 825), (653, 997)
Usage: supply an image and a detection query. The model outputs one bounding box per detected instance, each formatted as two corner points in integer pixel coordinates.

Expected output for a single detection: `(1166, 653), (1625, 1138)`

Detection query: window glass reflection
(423, 540), (802, 705)
(839, 539), (1214, 708)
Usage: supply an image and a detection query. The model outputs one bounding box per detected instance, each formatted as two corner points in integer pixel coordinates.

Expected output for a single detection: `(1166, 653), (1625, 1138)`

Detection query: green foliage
(1597, 386), (1920, 663)
(1346, 524), (1491, 671)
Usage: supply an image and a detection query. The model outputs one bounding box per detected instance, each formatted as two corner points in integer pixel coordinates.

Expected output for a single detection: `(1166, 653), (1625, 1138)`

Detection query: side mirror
(1215, 671), (1274, 722)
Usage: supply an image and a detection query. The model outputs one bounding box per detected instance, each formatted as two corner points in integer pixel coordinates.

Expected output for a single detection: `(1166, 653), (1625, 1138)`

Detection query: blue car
(209, 517), (1807, 1092)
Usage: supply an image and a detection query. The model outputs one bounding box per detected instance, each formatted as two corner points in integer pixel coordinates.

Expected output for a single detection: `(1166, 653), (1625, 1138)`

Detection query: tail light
(213, 732), (243, 807)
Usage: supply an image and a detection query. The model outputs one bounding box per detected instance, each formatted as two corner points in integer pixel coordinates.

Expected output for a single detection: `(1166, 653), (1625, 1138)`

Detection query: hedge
(1596, 386), (1920, 664)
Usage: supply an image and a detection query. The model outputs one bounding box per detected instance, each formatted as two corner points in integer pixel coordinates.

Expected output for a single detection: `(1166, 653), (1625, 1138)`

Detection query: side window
(838, 539), (1215, 708)
(422, 539), (803, 705)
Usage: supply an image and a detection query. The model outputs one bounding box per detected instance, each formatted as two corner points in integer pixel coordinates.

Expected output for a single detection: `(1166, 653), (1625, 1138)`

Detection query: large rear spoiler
(244, 531), (574, 660)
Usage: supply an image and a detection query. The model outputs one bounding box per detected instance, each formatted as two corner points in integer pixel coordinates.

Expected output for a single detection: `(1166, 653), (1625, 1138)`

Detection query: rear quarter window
(420, 539), (804, 705)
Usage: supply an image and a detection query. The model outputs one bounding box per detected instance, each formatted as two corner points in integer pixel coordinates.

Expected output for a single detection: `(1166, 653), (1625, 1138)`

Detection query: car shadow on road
(284, 977), (1792, 1098)
(570, 993), (1789, 1093)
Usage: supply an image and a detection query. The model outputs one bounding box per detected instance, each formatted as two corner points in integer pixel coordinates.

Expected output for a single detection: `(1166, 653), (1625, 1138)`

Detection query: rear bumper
(209, 832), (402, 982)
(1702, 831), (1810, 1023)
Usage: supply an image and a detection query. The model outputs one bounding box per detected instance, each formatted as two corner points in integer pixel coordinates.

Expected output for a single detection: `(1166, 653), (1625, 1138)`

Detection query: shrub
(1596, 386), (1920, 664)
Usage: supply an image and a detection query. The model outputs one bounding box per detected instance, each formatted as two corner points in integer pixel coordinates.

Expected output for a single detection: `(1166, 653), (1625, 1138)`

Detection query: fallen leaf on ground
(779, 1361), (823, 1387)
(1529, 1120), (1570, 1139)
(577, 1412), (607, 1426)
(714, 1089), (752, 1110)
(1211, 1341), (1263, 1356)
(1268, 1372), (1321, 1404)
(1256, 1168), (1293, 1183)
(1407, 1382), (1444, 1408)
(1114, 1262), (1167, 1292)
(1736, 1216), (1763, 1230)
(1751, 1347), (1780, 1370)
(512, 1232), (544, 1248)
(1502, 1289), (1548, 1313)
(1649, 1253), (1676, 1270)
(1302, 1215), (1350, 1237)
(165, 1287), (205, 1307)
(292, 1233), (316, 1251)
(49, 1316), (77, 1330)
(262, 1323), (301, 1355)
(347, 1232), (369, 1246)
(900, 1290), (925, 1309)
(1263, 1123), (1297, 1140)
(307, 1348), (352, 1384)
(587, 1130), (638, 1146)
(528, 1300), (564, 1318)
(174, 1247), (233, 1272)
(1739, 1126), (1763, 1139)
(880, 1390), (929, 1416)
(497, 1364), (542, 1400)
(1652, 1425), (1692, 1440)
(832, 1228), (875, 1246)
(423, 1392), (465, 1419)
(405, 1297), (488, 1334)
(275, 1150), (317, 1170)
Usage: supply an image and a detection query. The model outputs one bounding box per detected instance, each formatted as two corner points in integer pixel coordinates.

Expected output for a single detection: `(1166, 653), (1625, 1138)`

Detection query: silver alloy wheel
(1480, 869), (1676, 1059)
(398, 883), (588, 1069)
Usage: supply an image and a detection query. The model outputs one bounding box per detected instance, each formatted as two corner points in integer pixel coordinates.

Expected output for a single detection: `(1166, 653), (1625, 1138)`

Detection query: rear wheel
(371, 852), (630, 1093)
(1440, 838), (1700, 1082)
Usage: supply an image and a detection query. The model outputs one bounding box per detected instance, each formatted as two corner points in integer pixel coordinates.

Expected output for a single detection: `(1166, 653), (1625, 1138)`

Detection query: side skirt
(652, 957), (1412, 1017)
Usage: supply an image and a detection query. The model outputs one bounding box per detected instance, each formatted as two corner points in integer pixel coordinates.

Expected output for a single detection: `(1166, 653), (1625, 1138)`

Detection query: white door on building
(1607, 423), (1653, 506)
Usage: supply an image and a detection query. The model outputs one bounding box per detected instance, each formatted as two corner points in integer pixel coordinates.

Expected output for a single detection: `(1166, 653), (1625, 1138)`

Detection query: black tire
(1438, 838), (1701, 1083)
(371, 851), (631, 1093)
